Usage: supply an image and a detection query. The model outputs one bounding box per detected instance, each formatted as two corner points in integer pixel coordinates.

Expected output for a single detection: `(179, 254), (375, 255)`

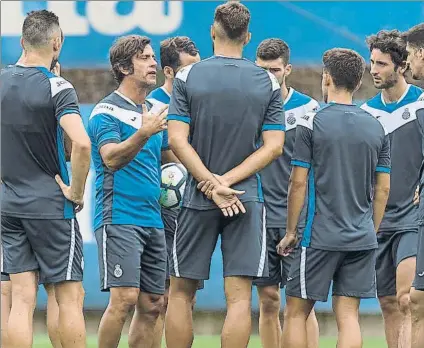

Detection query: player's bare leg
(1, 280), (12, 347)
(379, 295), (402, 348)
(151, 287), (169, 348)
(98, 287), (139, 348)
(54, 281), (86, 348)
(7, 272), (38, 348)
(258, 285), (281, 348)
(128, 292), (164, 348)
(221, 276), (252, 348)
(332, 296), (362, 348)
(282, 296), (314, 348)
(165, 277), (198, 348)
(396, 257), (416, 348)
(411, 288), (424, 348)
(306, 309), (319, 348)
(44, 283), (62, 348)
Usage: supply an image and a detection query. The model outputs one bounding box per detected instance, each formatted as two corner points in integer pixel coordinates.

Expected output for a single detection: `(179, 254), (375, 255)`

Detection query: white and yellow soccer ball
(159, 163), (188, 209)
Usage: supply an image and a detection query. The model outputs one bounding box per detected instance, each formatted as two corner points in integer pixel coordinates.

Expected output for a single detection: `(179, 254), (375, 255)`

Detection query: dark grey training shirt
(168, 56), (285, 210)
(1, 65), (80, 219)
(292, 103), (391, 251)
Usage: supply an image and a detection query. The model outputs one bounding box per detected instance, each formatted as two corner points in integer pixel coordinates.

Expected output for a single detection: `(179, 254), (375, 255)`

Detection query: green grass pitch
(33, 335), (386, 347)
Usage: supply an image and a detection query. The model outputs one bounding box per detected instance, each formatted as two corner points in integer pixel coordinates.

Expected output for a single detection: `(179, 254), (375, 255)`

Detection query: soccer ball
(159, 163), (188, 209)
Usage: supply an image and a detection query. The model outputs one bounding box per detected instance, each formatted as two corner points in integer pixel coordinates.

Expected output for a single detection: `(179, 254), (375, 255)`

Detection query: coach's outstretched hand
(55, 175), (84, 212)
(142, 104), (168, 136)
(277, 232), (298, 257)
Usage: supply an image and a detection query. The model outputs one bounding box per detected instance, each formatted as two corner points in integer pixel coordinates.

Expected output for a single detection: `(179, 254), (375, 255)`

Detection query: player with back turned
(164, 2), (285, 348)
(1, 10), (91, 348)
(278, 48), (391, 348)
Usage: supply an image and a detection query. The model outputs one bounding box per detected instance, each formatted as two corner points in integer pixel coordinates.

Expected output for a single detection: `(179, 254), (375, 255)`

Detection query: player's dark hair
(109, 35), (151, 84)
(323, 48), (365, 92)
(366, 30), (407, 69)
(214, 1), (250, 43)
(22, 10), (60, 48)
(404, 23), (424, 49)
(256, 38), (290, 65)
(160, 36), (199, 71)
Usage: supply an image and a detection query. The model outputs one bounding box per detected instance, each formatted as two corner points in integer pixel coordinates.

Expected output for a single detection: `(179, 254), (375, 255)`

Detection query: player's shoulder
(359, 92), (384, 113)
(90, 93), (120, 120)
(286, 89), (319, 111)
(146, 87), (170, 106)
(297, 105), (322, 130)
(31, 67), (75, 97)
(174, 60), (203, 83)
(408, 84), (424, 101)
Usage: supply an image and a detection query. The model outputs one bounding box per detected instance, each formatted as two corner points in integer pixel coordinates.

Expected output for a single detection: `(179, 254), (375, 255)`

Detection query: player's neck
(213, 42), (243, 59)
(162, 79), (173, 95)
(327, 90), (353, 105)
(281, 84), (290, 101)
(117, 80), (147, 106)
(17, 50), (52, 70)
(381, 78), (408, 104)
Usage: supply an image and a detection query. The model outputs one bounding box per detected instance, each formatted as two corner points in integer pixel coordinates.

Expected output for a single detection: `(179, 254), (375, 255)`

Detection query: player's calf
(410, 288), (424, 348)
(98, 287), (139, 348)
(128, 292), (164, 348)
(332, 296), (361, 348)
(8, 272), (38, 348)
(1, 279), (12, 347)
(221, 276), (252, 348)
(258, 285), (281, 348)
(54, 281), (86, 348)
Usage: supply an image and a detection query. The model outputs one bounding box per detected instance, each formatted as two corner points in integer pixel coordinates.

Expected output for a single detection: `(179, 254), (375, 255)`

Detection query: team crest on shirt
(402, 108), (411, 120)
(287, 113), (296, 125)
(114, 264), (123, 278)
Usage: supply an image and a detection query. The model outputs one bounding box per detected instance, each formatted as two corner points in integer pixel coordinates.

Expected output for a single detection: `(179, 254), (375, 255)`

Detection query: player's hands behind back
(197, 176), (246, 217)
(141, 104), (168, 137)
(55, 175), (84, 213)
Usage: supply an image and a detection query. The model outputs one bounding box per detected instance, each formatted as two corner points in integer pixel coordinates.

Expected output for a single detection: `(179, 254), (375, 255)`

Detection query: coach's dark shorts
(413, 225), (424, 291)
(376, 230), (418, 297)
(253, 228), (294, 288)
(95, 225), (167, 295)
(1, 216), (83, 284)
(162, 208), (204, 290)
(286, 247), (377, 302)
(169, 202), (268, 280)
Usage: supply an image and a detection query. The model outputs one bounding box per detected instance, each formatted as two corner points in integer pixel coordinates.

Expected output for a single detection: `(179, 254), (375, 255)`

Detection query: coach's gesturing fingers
(141, 104), (168, 136)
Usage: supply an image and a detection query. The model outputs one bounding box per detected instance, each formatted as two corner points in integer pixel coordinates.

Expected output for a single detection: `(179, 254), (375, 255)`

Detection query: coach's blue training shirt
(361, 85), (424, 233)
(168, 56), (285, 210)
(261, 88), (319, 228)
(292, 103), (391, 251)
(88, 91), (166, 230)
(1, 64), (80, 219)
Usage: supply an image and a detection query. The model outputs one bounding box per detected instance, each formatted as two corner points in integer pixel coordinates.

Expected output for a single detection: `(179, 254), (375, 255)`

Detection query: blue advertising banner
(2, 1), (423, 68)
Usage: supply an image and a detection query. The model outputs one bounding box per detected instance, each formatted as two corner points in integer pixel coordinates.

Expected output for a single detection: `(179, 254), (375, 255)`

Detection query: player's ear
(398, 61), (408, 75)
(52, 36), (61, 52)
(244, 32), (252, 46)
(353, 79), (363, 93)
(285, 64), (292, 77)
(210, 25), (216, 41)
(323, 71), (332, 87)
(20, 37), (25, 50)
(163, 66), (174, 79)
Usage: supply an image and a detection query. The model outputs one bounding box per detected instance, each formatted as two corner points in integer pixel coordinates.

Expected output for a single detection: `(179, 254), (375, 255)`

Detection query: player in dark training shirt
(405, 22), (424, 348)
(278, 49), (391, 348)
(165, 3), (285, 348)
(1, 10), (91, 348)
(361, 30), (423, 348)
(253, 38), (319, 348)
(146, 36), (202, 348)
